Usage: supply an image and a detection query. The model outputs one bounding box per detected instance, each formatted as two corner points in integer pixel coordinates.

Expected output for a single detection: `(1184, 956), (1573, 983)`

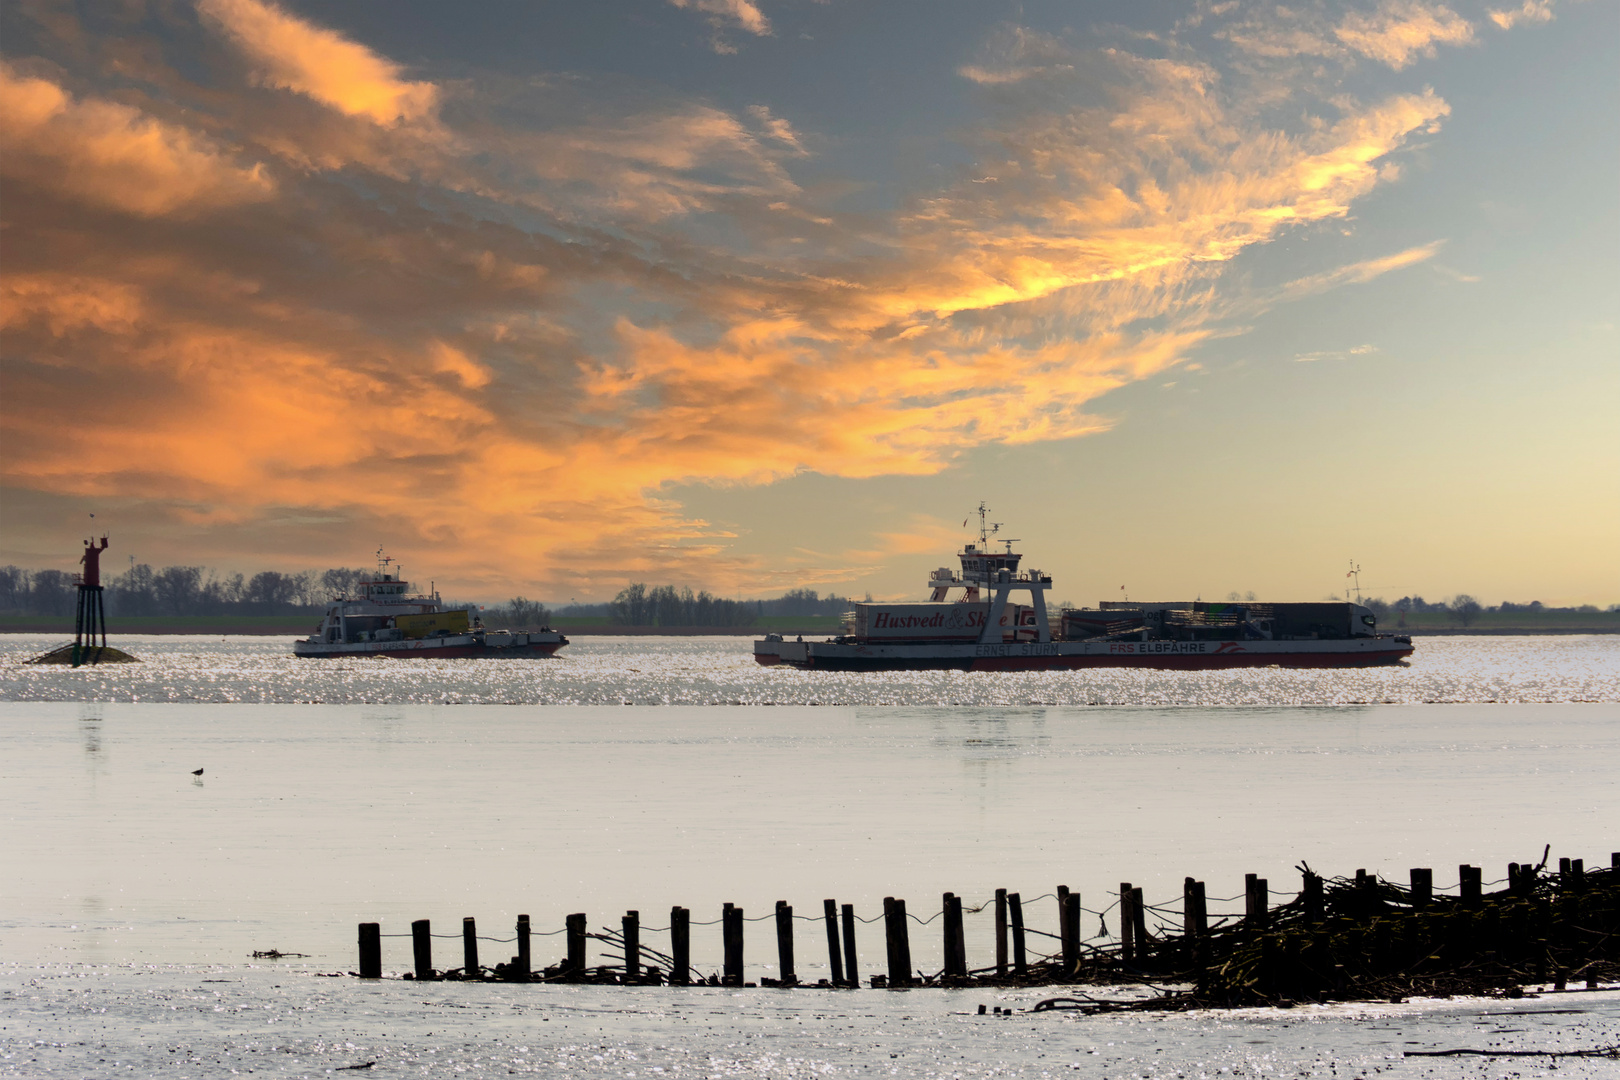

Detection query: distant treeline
(1229, 590), (1617, 627)
(0, 564), (372, 617)
(586, 585), (861, 627)
(1364, 595), (1615, 626)
(0, 564), (859, 628)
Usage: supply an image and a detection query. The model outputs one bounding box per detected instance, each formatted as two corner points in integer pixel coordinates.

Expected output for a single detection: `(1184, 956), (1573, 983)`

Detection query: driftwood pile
(1040, 854), (1618, 1012)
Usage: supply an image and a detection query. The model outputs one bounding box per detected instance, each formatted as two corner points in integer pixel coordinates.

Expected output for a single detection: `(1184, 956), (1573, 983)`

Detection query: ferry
(753, 507), (1413, 671)
(294, 552), (567, 659)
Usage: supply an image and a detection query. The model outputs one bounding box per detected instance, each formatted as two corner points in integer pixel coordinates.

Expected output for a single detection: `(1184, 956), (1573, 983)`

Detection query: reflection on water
(79, 717), (100, 756)
(3, 633), (1617, 705)
(3, 697), (1616, 972)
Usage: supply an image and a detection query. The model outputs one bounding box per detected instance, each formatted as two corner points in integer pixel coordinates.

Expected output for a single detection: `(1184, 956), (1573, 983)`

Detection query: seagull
(192, 768), (204, 776)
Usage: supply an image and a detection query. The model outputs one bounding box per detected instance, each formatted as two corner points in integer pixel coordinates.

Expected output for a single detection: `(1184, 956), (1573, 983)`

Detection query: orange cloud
(669, 0), (773, 40)
(1334, 2), (1475, 69)
(0, 273), (144, 338)
(1489, 1), (1556, 30)
(1278, 241), (1445, 300)
(0, 5), (1457, 595)
(197, 0), (438, 126)
(0, 62), (274, 216)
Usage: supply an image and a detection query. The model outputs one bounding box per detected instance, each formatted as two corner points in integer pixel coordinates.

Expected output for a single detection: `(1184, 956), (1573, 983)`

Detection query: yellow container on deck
(395, 610), (470, 639)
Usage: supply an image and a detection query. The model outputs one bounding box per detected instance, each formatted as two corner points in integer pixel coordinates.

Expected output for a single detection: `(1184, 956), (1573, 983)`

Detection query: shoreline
(1, 625), (1617, 637)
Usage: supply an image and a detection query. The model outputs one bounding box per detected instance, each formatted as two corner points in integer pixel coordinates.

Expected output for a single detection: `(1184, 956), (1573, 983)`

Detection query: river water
(3, 634), (1618, 1076)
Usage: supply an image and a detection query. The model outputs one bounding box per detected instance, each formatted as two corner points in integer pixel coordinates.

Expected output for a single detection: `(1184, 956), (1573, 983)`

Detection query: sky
(1, 0), (1615, 606)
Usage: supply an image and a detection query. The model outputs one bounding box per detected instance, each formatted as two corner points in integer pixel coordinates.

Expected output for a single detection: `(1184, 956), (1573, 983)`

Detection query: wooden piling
(775, 901), (795, 985)
(1245, 875), (1268, 928)
(1009, 891), (1027, 977)
(822, 899), (843, 986)
(463, 917), (479, 978)
(358, 922), (381, 979)
(1509, 861), (1538, 898)
(1061, 891), (1081, 975)
(722, 904), (744, 986)
(1459, 865), (1482, 908)
(722, 902), (735, 981)
(516, 913), (531, 980)
(883, 897), (915, 987)
(1301, 871), (1323, 923)
(1120, 883), (1135, 963)
(671, 906), (691, 986)
(1410, 868), (1433, 909)
(1186, 878), (1210, 972)
(840, 903), (859, 988)
(883, 897), (900, 987)
(995, 889), (1008, 976)
(566, 913), (588, 977)
(894, 898), (913, 986)
(946, 893), (959, 977)
(943, 892), (966, 979)
(1131, 887), (1147, 959)
(1056, 885), (1070, 951)
(412, 919), (432, 980)
(623, 910), (640, 982)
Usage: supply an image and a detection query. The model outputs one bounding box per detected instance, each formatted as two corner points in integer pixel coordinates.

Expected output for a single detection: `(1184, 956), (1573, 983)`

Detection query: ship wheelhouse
(914, 503), (1053, 643)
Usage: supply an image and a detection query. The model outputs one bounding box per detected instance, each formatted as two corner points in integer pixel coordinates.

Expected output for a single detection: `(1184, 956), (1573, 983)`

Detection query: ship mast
(932, 502), (1052, 643)
(975, 500), (1007, 549)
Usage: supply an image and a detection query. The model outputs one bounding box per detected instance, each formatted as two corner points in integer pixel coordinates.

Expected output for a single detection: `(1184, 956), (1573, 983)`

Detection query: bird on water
(192, 768), (203, 776)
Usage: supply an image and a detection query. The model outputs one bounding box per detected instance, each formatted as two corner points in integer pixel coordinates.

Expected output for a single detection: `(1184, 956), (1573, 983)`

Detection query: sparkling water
(4, 634), (1617, 1076)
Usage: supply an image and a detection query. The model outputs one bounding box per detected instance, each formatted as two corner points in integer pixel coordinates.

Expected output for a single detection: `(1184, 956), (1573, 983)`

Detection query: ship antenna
(976, 501), (991, 545)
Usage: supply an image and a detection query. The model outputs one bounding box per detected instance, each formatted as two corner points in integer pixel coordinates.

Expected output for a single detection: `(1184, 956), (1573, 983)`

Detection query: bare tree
(505, 596), (551, 628)
(1449, 594), (1482, 627)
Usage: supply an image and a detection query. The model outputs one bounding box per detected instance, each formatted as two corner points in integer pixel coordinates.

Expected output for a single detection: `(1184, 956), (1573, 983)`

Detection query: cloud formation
(668, 0), (771, 52)
(0, 61), (274, 216)
(0, 2), (1479, 593)
(1489, 1), (1556, 30)
(1215, 0), (1477, 71)
(198, 0), (438, 125)
(1279, 241), (1446, 299)
(1334, 2), (1475, 68)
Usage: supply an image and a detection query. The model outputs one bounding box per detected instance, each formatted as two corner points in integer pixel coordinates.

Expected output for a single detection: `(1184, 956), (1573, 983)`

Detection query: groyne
(353, 849), (1617, 1010)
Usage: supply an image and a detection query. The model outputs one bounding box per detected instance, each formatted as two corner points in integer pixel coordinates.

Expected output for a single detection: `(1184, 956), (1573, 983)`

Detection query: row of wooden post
(360, 888), (1094, 985)
(357, 854), (1617, 983)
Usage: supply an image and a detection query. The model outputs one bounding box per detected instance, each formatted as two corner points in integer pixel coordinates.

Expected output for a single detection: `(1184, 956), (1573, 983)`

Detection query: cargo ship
(754, 507), (1412, 671)
(294, 552), (567, 659)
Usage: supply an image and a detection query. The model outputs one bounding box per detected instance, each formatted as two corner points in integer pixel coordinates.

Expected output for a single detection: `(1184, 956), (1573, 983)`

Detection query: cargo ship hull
(754, 636), (1412, 671)
(294, 630), (566, 660)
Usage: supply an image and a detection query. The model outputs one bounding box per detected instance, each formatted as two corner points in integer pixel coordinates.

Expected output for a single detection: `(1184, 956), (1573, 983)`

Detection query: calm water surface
(3, 634), (1617, 1076)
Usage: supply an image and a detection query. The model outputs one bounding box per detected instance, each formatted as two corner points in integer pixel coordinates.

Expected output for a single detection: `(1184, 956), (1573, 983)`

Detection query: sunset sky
(2, 0), (1615, 606)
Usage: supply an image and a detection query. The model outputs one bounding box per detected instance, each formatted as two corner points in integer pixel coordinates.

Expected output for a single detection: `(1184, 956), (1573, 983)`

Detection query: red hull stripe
(754, 648), (1413, 671)
(301, 644), (564, 660)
